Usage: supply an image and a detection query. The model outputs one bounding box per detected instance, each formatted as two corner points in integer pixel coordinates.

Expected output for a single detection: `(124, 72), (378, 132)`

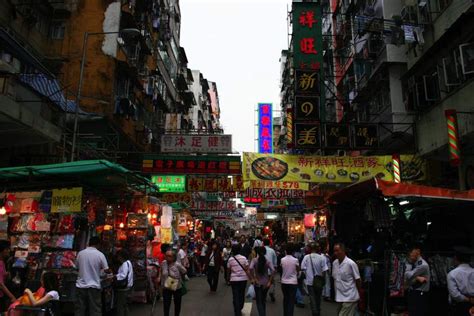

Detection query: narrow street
(131, 275), (339, 316)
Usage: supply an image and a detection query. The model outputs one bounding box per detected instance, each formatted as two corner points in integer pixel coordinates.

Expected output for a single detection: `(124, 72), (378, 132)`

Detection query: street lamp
(70, 28), (141, 161)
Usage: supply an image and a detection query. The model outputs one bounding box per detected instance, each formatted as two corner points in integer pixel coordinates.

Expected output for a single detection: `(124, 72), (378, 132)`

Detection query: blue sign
(258, 103), (273, 153)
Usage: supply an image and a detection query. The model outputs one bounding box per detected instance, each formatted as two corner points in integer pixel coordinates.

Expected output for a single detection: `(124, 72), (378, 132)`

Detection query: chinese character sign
(353, 124), (379, 148)
(295, 123), (321, 148)
(324, 124), (351, 148)
(292, 2), (323, 70)
(142, 156), (242, 175)
(243, 152), (426, 184)
(295, 96), (320, 120)
(258, 103), (273, 153)
(161, 135), (232, 153)
(151, 175), (186, 193)
(51, 187), (82, 213)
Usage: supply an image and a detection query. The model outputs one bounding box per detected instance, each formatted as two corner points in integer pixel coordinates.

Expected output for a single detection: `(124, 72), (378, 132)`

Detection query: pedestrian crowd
(0, 234), (472, 316)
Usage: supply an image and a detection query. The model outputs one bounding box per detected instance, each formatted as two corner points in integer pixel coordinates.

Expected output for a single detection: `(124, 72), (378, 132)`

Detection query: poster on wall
(243, 153), (425, 183)
(51, 187), (83, 213)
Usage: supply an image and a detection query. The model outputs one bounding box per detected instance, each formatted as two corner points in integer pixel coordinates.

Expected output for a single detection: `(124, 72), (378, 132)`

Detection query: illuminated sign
(258, 103), (273, 153)
(143, 156), (242, 175)
(151, 175), (186, 193)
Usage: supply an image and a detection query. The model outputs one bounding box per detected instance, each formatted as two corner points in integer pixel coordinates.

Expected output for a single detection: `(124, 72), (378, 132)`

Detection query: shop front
(328, 178), (474, 315)
(0, 160), (160, 314)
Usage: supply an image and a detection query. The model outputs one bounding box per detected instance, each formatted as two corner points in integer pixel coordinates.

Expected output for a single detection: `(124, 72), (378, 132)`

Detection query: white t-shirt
(201, 245), (208, 257)
(46, 290), (60, 301)
(332, 257), (360, 302)
(301, 253), (328, 286)
(281, 255), (299, 285)
(117, 260), (134, 288)
(76, 247), (109, 289)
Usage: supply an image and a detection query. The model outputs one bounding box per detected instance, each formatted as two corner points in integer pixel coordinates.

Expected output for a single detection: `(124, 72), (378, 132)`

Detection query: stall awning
(329, 178), (474, 203)
(0, 160), (158, 194)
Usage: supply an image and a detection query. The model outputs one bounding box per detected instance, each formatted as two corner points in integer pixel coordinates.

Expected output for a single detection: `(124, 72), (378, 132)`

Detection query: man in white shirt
(301, 242), (328, 316)
(75, 237), (111, 316)
(115, 250), (134, 316)
(447, 247), (474, 316)
(332, 243), (361, 316)
(264, 239), (278, 302)
(281, 243), (300, 316)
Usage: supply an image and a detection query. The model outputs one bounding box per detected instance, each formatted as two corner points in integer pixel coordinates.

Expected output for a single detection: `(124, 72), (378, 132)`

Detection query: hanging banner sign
(245, 180), (309, 191)
(51, 187), (82, 213)
(160, 193), (192, 204)
(190, 200), (236, 211)
(243, 153), (425, 183)
(187, 176), (244, 192)
(242, 188), (306, 199)
(160, 134), (232, 154)
(143, 155), (241, 175)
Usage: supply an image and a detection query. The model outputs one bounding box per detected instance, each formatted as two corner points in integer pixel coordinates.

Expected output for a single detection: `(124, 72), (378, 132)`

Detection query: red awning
(328, 178), (474, 203)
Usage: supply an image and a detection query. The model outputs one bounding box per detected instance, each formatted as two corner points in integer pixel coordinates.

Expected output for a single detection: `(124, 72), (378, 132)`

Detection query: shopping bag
(246, 284), (256, 299)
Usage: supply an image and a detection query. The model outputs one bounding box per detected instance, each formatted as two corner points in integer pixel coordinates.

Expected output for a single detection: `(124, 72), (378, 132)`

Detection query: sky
(180, 0), (291, 153)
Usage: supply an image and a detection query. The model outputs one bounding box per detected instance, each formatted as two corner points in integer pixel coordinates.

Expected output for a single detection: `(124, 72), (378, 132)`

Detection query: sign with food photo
(243, 153), (425, 184)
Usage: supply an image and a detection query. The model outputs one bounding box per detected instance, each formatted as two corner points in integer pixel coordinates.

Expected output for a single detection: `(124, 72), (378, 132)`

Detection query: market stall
(0, 160), (159, 314)
(328, 178), (474, 315)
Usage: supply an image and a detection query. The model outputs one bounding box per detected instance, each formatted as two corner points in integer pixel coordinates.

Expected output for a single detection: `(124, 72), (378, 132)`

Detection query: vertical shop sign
(258, 103), (273, 153)
(445, 110), (461, 166)
(292, 2), (323, 70)
(353, 124), (379, 148)
(294, 96), (320, 120)
(51, 187), (83, 213)
(295, 123), (321, 149)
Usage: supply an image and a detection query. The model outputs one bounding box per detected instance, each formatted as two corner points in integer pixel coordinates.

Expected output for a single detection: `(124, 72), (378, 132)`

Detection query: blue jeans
(281, 284), (297, 316)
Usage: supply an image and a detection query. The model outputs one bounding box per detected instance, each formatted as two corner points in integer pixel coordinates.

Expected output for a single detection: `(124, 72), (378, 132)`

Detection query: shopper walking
(281, 243), (300, 316)
(301, 242), (328, 316)
(332, 243), (361, 316)
(159, 249), (187, 316)
(0, 241), (15, 314)
(75, 237), (111, 316)
(228, 244), (251, 316)
(447, 247), (474, 316)
(239, 235), (252, 259)
(404, 246), (430, 316)
(263, 238), (277, 302)
(199, 241), (208, 275)
(205, 241), (223, 292)
(222, 240), (232, 285)
(250, 246), (275, 316)
(114, 250), (134, 316)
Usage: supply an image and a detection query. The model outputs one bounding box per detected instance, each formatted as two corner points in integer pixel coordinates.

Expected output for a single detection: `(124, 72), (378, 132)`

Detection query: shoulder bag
(309, 254), (325, 290)
(164, 263), (179, 291)
(232, 256), (251, 279)
(114, 261), (130, 289)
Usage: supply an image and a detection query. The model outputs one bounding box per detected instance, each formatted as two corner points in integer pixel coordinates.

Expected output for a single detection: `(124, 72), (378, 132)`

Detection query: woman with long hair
(249, 246), (275, 316)
(9, 272), (60, 315)
(227, 244), (251, 316)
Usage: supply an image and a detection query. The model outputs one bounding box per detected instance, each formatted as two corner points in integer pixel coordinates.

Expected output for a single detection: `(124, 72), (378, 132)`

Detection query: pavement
(130, 274), (339, 316)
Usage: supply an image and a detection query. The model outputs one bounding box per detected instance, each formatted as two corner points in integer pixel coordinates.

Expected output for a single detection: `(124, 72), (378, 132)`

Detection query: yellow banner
(244, 180), (309, 191)
(51, 187), (82, 213)
(243, 153), (424, 184)
(161, 227), (173, 244)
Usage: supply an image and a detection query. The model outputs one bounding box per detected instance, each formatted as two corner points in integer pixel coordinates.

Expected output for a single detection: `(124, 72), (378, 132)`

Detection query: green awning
(0, 160), (158, 194)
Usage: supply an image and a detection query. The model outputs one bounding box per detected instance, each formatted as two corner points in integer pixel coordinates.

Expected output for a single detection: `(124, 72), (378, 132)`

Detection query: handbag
(164, 263), (179, 291)
(114, 261), (130, 289)
(309, 254), (325, 289)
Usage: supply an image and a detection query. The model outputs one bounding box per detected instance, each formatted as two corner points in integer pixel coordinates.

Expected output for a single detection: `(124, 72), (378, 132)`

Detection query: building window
(50, 21), (66, 40)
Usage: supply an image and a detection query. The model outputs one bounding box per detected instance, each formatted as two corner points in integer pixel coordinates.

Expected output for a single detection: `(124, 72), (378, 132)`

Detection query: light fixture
(119, 222), (124, 229)
(152, 214), (157, 219)
(427, 221), (432, 226)
(0, 206), (6, 215)
(399, 200), (410, 206)
(147, 213), (152, 220)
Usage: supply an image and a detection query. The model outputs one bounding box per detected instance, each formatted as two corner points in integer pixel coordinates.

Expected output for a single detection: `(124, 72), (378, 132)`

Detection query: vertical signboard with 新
(258, 103), (273, 153)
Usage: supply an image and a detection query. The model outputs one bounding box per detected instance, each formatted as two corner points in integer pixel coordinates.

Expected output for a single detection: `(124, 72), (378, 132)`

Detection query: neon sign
(258, 103), (273, 153)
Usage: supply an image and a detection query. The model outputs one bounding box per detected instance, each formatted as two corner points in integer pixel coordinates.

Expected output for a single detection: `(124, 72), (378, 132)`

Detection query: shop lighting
(119, 222), (125, 229)
(236, 230), (239, 234)
(152, 214), (157, 219)
(147, 213), (152, 220)
(0, 206), (6, 215)
(399, 200), (410, 206)
(427, 222), (432, 226)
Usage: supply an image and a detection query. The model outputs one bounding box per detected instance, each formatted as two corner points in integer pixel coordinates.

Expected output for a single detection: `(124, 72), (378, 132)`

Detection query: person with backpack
(301, 242), (328, 316)
(114, 250), (134, 316)
(227, 244), (251, 316)
(249, 246), (275, 316)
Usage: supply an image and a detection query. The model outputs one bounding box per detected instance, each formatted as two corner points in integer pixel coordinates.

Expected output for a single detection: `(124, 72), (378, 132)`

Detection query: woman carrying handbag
(227, 244), (253, 316)
(158, 250), (187, 316)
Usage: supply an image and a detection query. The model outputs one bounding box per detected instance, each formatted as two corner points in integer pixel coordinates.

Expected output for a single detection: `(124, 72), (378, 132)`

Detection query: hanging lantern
(392, 154), (401, 183)
(445, 110), (461, 166)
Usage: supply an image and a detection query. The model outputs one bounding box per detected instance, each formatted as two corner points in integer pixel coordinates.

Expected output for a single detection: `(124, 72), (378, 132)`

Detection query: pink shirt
(281, 255), (299, 285)
(0, 260), (6, 297)
(228, 255), (249, 282)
